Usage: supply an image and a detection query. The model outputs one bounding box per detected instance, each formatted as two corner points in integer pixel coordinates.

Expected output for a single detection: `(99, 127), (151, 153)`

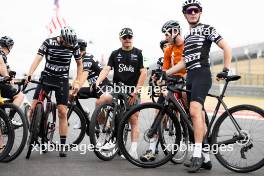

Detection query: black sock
(60, 136), (66, 151)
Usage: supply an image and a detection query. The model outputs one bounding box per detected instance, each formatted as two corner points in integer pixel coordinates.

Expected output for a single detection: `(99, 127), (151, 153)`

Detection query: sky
(1, 0), (263, 75)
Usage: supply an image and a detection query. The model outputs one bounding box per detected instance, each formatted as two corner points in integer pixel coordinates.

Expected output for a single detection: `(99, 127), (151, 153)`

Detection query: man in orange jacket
(139, 20), (186, 162)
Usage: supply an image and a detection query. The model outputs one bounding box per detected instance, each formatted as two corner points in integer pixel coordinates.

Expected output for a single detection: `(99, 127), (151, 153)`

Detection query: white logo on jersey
(185, 53), (201, 63)
(118, 64), (135, 73)
(131, 54), (138, 61)
(117, 53), (122, 59)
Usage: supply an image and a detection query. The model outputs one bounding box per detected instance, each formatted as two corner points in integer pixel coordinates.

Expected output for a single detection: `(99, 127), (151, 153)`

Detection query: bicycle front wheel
(117, 102), (181, 168)
(0, 103), (28, 162)
(212, 104), (264, 173)
(89, 103), (119, 161)
(0, 108), (14, 161)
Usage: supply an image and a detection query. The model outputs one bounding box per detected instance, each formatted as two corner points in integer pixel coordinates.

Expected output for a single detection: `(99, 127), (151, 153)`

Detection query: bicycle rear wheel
(0, 108), (14, 161)
(26, 103), (42, 159)
(89, 103), (119, 161)
(212, 104), (264, 173)
(1, 103), (28, 162)
(117, 102), (181, 168)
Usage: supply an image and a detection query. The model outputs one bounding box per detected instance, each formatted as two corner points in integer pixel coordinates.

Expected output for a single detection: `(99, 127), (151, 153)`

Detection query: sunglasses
(185, 8), (200, 15)
(122, 35), (133, 40)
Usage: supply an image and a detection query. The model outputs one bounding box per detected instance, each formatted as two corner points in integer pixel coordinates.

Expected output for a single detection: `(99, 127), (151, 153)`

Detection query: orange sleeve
(162, 46), (173, 70)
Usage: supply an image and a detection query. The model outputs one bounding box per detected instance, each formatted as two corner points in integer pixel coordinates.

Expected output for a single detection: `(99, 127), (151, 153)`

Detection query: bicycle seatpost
(219, 79), (229, 99)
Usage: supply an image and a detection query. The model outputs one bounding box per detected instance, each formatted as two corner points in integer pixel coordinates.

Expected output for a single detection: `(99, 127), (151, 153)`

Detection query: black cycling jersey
(107, 47), (144, 86)
(37, 37), (81, 79)
(82, 53), (109, 84)
(0, 47), (18, 99)
(0, 47), (10, 72)
(183, 23), (223, 71)
(156, 57), (164, 71)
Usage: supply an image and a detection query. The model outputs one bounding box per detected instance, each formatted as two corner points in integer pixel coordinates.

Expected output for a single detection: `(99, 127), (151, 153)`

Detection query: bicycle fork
(147, 108), (166, 139)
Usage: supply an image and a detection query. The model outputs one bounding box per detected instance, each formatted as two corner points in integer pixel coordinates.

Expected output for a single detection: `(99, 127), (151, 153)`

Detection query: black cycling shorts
(186, 67), (212, 106)
(78, 84), (107, 99)
(33, 76), (69, 106)
(0, 84), (18, 99)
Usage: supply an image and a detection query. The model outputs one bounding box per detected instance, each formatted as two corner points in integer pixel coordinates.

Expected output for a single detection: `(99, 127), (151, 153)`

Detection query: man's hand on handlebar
(71, 80), (80, 97)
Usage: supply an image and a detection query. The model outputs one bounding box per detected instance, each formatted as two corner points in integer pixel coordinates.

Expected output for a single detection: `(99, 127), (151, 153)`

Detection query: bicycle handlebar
(30, 80), (61, 89)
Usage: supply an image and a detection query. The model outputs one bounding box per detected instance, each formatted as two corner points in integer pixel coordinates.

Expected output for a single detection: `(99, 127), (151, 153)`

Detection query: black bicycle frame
(110, 93), (130, 137)
(68, 96), (90, 127)
(165, 79), (244, 146)
(146, 77), (244, 146)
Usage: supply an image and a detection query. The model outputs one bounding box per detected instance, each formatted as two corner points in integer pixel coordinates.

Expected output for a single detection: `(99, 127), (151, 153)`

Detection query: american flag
(46, 0), (67, 36)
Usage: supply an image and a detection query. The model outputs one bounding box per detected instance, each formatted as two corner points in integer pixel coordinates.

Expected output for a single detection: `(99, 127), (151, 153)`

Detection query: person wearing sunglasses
(96, 27), (147, 158)
(166, 0), (232, 172)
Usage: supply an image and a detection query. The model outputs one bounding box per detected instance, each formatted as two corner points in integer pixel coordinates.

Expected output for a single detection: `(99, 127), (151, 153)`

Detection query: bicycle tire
(66, 104), (86, 146)
(89, 103), (118, 161)
(117, 102), (181, 168)
(160, 114), (189, 164)
(0, 108), (14, 161)
(26, 103), (43, 159)
(212, 104), (264, 173)
(1, 103), (28, 162)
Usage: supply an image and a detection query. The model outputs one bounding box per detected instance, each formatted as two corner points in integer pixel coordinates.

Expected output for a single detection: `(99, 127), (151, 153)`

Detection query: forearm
(217, 39), (232, 69)
(75, 60), (83, 81)
(166, 60), (185, 76)
(96, 66), (110, 85)
(0, 57), (8, 77)
(223, 46), (232, 69)
(0, 64), (8, 77)
(80, 71), (88, 87)
(27, 55), (42, 76)
(135, 68), (147, 93)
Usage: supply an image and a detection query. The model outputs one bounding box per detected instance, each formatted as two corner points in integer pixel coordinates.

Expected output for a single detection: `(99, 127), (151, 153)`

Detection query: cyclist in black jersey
(156, 40), (169, 70)
(71, 39), (110, 105)
(166, 0), (232, 172)
(96, 27), (147, 158)
(0, 36), (25, 149)
(149, 40), (169, 89)
(0, 36), (24, 107)
(26, 26), (83, 157)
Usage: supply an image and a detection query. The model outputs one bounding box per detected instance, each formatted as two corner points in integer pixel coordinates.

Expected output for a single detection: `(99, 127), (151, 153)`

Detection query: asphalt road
(0, 87), (264, 176)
